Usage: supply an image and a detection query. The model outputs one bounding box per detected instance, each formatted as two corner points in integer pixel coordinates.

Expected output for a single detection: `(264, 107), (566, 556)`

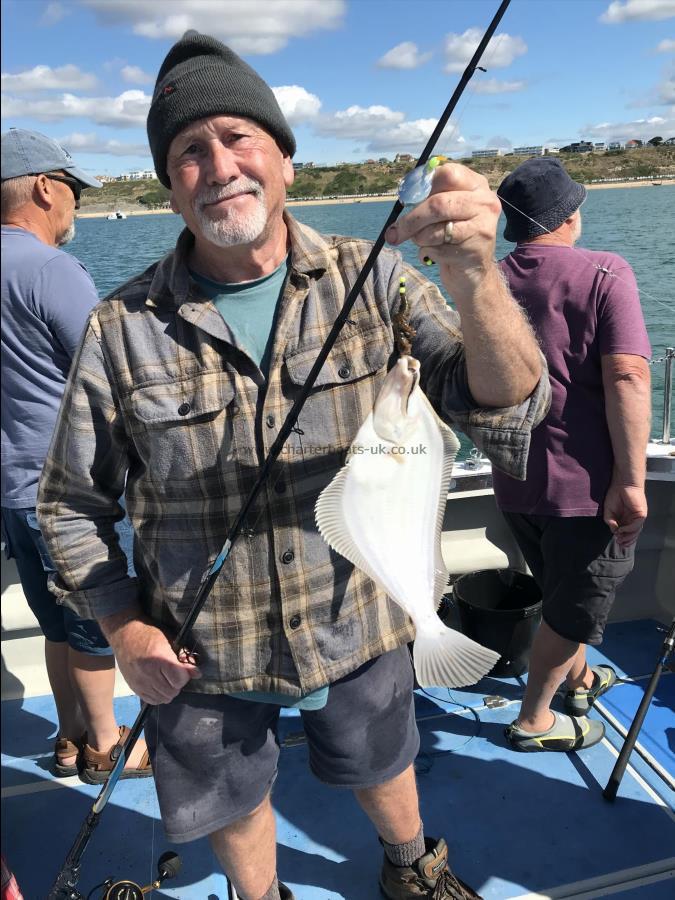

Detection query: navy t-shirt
(1, 226), (99, 507)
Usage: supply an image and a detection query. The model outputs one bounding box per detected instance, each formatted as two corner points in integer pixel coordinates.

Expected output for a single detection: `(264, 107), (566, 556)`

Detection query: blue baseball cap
(1, 128), (101, 188)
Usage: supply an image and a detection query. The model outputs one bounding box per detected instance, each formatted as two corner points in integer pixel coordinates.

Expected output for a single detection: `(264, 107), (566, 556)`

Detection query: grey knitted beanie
(147, 30), (296, 187)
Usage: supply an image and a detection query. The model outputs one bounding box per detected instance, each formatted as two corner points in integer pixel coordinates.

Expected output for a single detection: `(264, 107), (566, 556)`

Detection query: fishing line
(413, 682), (483, 763)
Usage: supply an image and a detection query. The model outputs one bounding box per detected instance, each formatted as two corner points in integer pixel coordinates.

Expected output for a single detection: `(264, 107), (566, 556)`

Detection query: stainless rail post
(662, 347), (673, 445)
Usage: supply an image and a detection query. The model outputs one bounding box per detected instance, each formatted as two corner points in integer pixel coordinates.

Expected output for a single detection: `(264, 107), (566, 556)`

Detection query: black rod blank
(603, 618), (674, 802)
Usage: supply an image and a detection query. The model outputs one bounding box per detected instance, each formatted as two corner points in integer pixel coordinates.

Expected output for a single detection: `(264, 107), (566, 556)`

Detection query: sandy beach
(77, 179), (673, 219)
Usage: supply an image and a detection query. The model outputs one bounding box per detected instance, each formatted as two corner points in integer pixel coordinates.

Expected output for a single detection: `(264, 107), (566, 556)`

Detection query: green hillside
(80, 145), (675, 213)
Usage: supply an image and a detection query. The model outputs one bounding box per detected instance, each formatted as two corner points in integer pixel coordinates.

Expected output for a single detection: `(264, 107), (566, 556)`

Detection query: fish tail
(412, 625), (500, 688)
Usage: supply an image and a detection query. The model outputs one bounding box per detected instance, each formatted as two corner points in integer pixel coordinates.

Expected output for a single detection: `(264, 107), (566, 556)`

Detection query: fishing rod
(603, 618), (675, 802)
(47, 2), (512, 897)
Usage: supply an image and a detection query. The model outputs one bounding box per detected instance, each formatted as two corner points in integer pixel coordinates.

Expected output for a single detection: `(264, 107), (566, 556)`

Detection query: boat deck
(2, 619), (673, 899)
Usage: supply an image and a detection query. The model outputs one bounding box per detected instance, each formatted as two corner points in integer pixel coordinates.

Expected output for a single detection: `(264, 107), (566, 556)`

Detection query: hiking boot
(564, 665), (617, 716)
(505, 711), (605, 752)
(380, 837), (482, 899)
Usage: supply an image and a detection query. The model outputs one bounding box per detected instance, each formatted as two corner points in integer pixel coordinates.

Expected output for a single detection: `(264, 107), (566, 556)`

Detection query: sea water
(68, 186), (674, 442)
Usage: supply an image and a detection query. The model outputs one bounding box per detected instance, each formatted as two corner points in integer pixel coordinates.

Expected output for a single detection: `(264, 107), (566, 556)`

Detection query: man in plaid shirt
(38, 31), (548, 900)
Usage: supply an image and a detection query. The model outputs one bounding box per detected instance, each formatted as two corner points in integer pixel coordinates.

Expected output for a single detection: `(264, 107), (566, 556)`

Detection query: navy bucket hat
(498, 157), (586, 242)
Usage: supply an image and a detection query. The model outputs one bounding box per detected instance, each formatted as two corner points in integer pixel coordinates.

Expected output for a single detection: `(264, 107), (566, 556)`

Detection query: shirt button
(275, 481), (286, 494)
(289, 614), (301, 630)
(177, 402), (191, 416)
(230, 404), (240, 416)
(338, 364), (351, 379)
(281, 549), (295, 564)
(266, 414), (276, 428)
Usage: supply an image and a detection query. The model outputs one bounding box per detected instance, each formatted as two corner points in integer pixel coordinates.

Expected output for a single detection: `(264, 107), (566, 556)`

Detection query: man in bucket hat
(495, 157), (652, 753)
(38, 31), (550, 900)
(1, 129), (152, 784)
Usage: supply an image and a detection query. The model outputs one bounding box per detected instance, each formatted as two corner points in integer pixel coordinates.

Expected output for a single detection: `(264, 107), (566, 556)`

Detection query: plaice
(315, 355), (500, 688)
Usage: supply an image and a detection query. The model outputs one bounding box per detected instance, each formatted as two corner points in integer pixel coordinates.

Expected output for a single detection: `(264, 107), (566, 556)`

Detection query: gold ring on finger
(443, 221), (455, 244)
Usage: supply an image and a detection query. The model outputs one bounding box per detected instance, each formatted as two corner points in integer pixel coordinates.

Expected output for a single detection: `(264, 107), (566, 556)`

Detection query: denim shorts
(503, 513), (635, 645)
(1, 506), (133, 655)
(145, 645), (419, 843)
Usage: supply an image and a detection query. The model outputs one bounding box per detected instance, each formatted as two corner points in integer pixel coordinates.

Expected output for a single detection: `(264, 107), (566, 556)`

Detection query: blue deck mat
(2, 620), (673, 899)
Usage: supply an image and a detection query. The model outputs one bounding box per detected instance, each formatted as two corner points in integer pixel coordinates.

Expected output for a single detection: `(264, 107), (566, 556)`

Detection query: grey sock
(258, 875), (281, 900)
(382, 822), (426, 867)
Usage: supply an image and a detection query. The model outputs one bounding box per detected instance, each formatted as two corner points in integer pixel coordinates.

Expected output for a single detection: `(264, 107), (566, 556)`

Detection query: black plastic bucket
(454, 569), (542, 677)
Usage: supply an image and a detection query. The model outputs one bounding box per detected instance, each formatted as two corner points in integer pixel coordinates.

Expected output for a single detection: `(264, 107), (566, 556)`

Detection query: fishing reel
(87, 852), (181, 899)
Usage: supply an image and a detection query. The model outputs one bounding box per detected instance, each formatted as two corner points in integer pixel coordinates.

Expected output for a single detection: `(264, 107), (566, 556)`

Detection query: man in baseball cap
(1, 131), (153, 787)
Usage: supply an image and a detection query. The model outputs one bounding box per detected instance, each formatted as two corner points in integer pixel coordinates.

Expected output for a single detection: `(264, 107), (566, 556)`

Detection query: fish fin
(433, 418), (461, 605)
(315, 466), (386, 591)
(413, 626), (500, 688)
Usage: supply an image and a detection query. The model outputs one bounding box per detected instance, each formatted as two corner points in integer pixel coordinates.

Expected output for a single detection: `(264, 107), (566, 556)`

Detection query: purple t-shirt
(493, 244), (651, 516)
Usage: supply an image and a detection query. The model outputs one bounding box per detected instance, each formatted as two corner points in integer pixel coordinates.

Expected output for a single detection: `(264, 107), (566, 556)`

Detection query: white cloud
(600, 1), (675, 23)
(57, 131), (151, 157)
(444, 29), (527, 74)
(1, 64), (98, 93)
(659, 77), (675, 102)
(472, 78), (526, 95)
(581, 113), (675, 143)
(273, 86), (321, 124)
(40, 2), (69, 25)
(377, 42), (432, 70)
(486, 135), (513, 150)
(81, 0), (345, 54)
(1, 89), (150, 126)
(121, 65), (154, 85)
(655, 38), (675, 52)
(313, 104), (466, 154)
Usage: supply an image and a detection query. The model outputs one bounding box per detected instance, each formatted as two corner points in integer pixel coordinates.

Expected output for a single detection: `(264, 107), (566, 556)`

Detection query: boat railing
(650, 347), (674, 446)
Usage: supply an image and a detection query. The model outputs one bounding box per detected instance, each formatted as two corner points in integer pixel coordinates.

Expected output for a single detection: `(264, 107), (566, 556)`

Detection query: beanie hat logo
(163, 84), (175, 95)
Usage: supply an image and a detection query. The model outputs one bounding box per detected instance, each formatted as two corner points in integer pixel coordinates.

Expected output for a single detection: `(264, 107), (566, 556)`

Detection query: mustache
(195, 177), (262, 209)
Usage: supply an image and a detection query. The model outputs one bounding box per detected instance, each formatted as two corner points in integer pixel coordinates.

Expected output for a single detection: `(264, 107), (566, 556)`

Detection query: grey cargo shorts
(145, 645), (419, 843)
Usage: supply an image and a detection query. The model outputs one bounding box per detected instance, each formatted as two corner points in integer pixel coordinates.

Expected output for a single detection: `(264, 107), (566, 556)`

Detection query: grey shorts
(503, 513), (635, 645)
(145, 645), (419, 843)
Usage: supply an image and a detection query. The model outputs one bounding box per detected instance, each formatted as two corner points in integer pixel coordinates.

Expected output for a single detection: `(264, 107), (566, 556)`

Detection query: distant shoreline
(77, 179), (673, 219)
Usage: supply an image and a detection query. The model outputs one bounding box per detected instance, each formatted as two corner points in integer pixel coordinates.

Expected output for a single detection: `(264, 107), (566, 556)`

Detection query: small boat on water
(652, 181), (663, 186)
(106, 210), (127, 220)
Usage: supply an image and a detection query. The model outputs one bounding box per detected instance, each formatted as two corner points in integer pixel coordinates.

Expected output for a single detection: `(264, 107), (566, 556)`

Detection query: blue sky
(2, 0), (674, 178)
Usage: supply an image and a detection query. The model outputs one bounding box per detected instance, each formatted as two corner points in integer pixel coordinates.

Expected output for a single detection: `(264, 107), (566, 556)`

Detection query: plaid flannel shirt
(37, 214), (550, 696)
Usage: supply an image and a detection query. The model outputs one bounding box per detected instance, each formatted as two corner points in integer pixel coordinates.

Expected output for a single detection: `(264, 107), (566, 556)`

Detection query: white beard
(57, 221), (75, 246)
(192, 176), (268, 247)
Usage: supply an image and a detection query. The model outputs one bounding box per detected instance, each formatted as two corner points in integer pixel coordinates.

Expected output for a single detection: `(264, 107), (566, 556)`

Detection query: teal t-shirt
(190, 257), (329, 711)
(190, 256), (290, 374)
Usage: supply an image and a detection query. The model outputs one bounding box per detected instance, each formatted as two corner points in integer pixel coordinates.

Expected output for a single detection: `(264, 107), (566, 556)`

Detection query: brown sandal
(52, 737), (82, 777)
(80, 725), (152, 785)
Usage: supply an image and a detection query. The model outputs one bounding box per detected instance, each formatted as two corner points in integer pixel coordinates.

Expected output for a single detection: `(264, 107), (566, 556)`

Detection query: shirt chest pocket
(283, 324), (394, 446)
(128, 374), (238, 487)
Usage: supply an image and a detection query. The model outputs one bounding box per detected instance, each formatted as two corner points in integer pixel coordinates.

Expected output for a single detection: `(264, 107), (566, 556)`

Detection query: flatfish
(315, 355), (500, 687)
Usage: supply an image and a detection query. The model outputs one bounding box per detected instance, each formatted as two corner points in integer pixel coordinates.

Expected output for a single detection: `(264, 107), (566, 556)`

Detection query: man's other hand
(603, 481), (648, 548)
